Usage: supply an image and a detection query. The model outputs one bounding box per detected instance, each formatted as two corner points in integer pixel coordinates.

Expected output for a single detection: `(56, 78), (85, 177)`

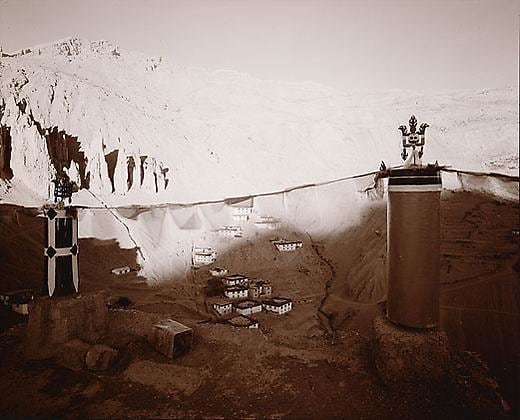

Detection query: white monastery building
(223, 274), (249, 287)
(224, 286), (249, 300)
(248, 280), (272, 298)
(209, 297), (234, 316)
(209, 267), (229, 277)
(229, 197), (255, 222)
(263, 297), (293, 315)
(192, 246), (217, 267)
(233, 300), (263, 316)
(254, 216), (282, 230)
(215, 225), (243, 238)
(272, 239), (303, 252)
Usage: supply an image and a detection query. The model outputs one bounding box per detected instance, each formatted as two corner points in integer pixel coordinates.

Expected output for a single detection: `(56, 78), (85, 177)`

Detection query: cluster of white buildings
(221, 275), (273, 301)
(193, 200), (302, 330)
(206, 268), (293, 329)
(191, 198), (295, 271)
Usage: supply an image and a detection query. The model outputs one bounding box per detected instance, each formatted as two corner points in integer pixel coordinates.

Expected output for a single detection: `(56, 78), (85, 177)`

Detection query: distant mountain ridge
(0, 37), (517, 206)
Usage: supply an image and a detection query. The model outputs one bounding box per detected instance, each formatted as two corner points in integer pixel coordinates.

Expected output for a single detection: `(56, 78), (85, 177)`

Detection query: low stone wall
(107, 308), (164, 339)
(25, 293), (108, 359)
(25, 295), (191, 366)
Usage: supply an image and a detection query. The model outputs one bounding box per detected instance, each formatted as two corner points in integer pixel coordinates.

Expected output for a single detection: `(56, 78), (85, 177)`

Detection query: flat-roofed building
(248, 280), (272, 298)
(229, 197), (254, 223)
(223, 274), (249, 287)
(192, 246), (217, 267)
(263, 297), (293, 315)
(209, 267), (229, 277)
(272, 239), (303, 252)
(215, 225), (243, 238)
(228, 315), (259, 329)
(254, 216), (282, 230)
(208, 297), (234, 316)
(233, 300), (262, 316)
(224, 286), (249, 300)
(248, 284), (261, 299)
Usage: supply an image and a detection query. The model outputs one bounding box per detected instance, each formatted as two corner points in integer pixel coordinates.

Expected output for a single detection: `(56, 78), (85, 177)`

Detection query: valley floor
(0, 190), (518, 418)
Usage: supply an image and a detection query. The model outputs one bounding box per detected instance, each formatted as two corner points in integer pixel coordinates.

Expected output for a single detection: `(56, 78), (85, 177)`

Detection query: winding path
(306, 231), (338, 342)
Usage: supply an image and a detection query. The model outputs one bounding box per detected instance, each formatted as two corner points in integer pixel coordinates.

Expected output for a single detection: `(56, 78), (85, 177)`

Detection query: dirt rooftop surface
(0, 190), (518, 418)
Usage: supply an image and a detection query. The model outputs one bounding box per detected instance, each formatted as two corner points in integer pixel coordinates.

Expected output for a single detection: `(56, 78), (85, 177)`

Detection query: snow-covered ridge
(5, 37), (118, 58)
(0, 38), (518, 206)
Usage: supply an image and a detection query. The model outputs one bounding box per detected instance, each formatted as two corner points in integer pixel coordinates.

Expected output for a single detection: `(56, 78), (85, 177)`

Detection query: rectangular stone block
(25, 293), (108, 359)
(149, 319), (193, 359)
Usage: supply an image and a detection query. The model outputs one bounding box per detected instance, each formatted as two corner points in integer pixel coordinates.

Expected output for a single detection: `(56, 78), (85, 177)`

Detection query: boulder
(56, 339), (90, 371)
(85, 344), (118, 371)
(373, 316), (450, 384)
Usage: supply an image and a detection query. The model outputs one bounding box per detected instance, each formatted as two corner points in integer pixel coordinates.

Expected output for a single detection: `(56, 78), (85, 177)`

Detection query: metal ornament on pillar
(398, 115), (429, 167)
(386, 115), (442, 328)
(44, 176), (79, 297)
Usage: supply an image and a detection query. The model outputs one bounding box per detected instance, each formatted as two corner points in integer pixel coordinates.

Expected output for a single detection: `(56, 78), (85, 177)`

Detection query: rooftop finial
(398, 115), (429, 166)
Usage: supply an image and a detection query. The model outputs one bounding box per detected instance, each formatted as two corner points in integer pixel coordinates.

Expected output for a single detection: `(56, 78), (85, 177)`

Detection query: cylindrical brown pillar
(386, 167), (442, 328)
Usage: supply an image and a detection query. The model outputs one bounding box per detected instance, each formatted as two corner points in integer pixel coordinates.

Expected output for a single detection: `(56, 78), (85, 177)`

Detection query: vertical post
(387, 115), (441, 328)
(386, 167), (442, 328)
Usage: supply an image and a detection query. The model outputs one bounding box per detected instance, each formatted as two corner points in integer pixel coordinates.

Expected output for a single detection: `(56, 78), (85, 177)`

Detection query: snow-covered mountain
(0, 37), (518, 206)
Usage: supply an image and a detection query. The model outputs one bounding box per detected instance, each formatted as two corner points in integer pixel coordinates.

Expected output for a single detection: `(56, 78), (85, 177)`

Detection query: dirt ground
(0, 190), (518, 418)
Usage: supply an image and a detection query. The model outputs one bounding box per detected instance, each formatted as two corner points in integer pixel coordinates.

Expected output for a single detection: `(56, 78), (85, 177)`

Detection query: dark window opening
(127, 156), (135, 190)
(0, 125), (13, 180)
(140, 155), (148, 186)
(104, 149), (119, 193)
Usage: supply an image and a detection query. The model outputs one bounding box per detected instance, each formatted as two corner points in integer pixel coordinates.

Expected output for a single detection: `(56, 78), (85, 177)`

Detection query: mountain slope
(0, 37), (518, 205)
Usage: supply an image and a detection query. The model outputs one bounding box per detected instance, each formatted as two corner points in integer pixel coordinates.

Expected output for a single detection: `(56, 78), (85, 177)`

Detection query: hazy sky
(0, 0), (518, 91)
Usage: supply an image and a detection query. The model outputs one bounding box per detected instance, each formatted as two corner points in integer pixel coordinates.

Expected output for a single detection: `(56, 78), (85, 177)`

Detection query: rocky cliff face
(0, 37), (517, 205)
(0, 39), (170, 201)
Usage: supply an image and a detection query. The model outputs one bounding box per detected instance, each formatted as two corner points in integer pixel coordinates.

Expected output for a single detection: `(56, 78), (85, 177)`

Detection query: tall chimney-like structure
(386, 116), (442, 328)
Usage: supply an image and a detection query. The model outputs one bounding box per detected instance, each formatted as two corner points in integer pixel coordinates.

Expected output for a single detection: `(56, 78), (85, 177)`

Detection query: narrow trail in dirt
(306, 232), (338, 342)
